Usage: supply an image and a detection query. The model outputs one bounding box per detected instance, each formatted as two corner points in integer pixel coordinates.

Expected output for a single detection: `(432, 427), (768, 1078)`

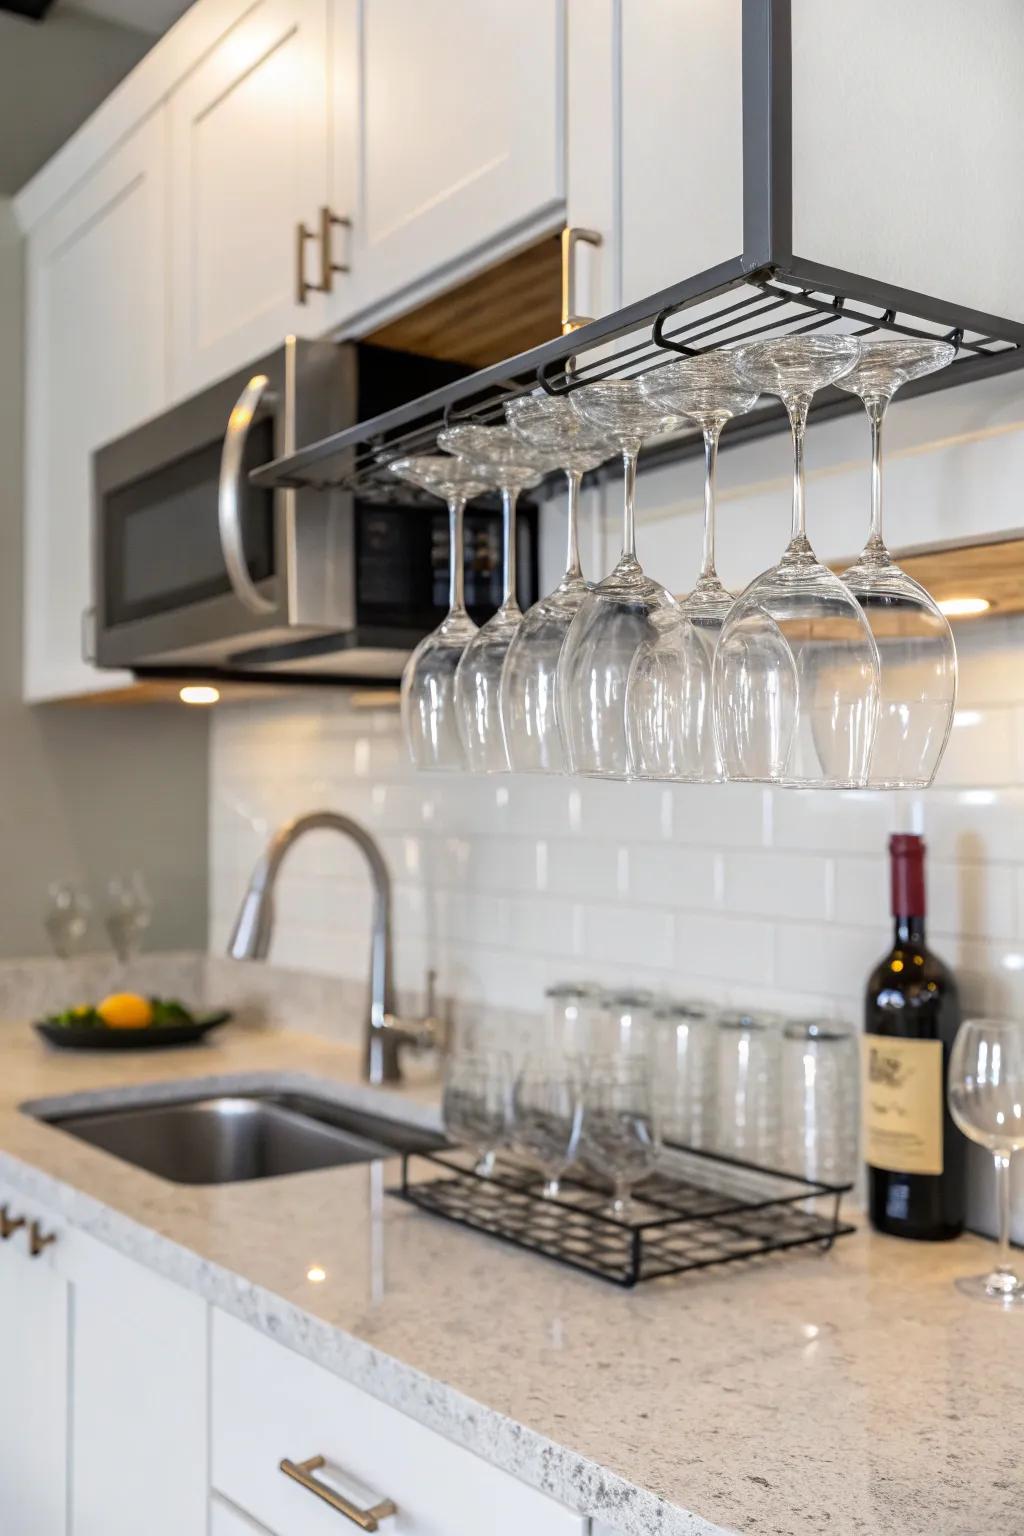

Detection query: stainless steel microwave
(92, 338), (538, 683)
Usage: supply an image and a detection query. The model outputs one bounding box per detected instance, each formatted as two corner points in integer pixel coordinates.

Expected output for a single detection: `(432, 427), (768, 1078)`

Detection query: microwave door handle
(218, 374), (278, 615)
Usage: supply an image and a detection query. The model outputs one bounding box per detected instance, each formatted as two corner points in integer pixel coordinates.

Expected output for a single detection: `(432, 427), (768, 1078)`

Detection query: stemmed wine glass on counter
(401, 331), (958, 789)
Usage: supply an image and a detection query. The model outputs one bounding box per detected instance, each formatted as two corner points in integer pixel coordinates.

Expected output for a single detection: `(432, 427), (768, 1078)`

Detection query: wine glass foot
(474, 1150), (496, 1178)
(955, 1271), (1024, 1306)
(541, 1178), (561, 1200)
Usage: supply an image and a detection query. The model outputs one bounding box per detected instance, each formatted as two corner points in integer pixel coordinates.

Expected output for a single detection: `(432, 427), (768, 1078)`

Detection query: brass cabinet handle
(296, 207), (351, 304)
(561, 225), (602, 333)
(280, 1455), (396, 1529)
(0, 1205), (25, 1240)
(28, 1221), (56, 1258)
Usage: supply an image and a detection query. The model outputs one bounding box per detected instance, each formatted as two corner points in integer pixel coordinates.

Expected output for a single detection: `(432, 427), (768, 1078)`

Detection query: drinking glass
(388, 455), (496, 771)
(442, 1050), (513, 1177)
(715, 1008), (783, 1165)
(558, 380), (682, 778)
(651, 998), (719, 1149)
(437, 425), (549, 773)
(714, 335), (881, 787)
(510, 1058), (584, 1199)
(105, 874), (152, 966)
(835, 338), (958, 787)
(44, 880), (91, 959)
(502, 397), (610, 772)
(578, 1060), (660, 1217)
(628, 353), (760, 780)
(543, 979), (604, 1057)
(948, 1019), (1024, 1306)
(778, 1018), (858, 1184)
(595, 987), (655, 1064)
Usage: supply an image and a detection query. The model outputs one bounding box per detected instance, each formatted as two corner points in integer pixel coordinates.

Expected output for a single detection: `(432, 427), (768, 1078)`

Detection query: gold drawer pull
(0, 1205), (25, 1240)
(28, 1221), (56, 1258)
(279, 1455), (396, 1529)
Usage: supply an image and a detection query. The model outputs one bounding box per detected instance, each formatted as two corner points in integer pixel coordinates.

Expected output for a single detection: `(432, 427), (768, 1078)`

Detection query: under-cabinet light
(178, 685), (220, 706)
(937, 596), (991, 618)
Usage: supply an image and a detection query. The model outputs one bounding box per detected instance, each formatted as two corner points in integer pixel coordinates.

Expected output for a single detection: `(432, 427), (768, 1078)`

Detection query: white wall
(208, 365), (1024, 1034)
(0, 200), (209, 957)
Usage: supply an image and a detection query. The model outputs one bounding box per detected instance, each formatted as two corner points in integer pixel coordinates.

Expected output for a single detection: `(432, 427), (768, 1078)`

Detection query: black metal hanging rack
(249, 0), (1024, 504)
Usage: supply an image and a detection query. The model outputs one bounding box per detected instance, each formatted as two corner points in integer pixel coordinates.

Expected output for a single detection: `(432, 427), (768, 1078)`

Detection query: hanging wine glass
(388, 455), (496, 771)
(558, 380), (682, 778)
(834, 337), (958, 787)
(436, 425), (550, 773)
(501, 396), (610, 772)
(626, 351), (761, 780)
(714, 334), (881, 787)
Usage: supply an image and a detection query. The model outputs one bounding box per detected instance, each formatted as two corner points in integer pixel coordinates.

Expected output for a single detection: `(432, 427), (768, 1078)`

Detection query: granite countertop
(0, 1012), (1018, 1536)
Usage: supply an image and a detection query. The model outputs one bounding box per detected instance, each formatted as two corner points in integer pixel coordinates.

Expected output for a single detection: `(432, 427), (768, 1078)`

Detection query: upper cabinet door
(329, 0), (566, 330)
(24, 112), (167, 703)
(168, 0), (330, 399)
(619, 0), (742, 306)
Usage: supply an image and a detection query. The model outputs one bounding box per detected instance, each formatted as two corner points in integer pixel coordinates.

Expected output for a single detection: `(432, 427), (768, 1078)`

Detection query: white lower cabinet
(212, 1309), (587, 1536)
(0, 1181), (207, 1536)
(0, 1180), (589, 1536)
(68, 1234), (208, 1536)
(0, 1185), (68, 1536)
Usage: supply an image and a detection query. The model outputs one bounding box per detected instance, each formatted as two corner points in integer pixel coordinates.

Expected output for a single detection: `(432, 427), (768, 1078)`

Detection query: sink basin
(36, 1089), (445, 1186)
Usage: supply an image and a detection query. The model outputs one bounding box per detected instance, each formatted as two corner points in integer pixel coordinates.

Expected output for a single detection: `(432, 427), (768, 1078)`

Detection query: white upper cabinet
(168, 0), (331, 397)
(791, 0), (1024, 322)
(619, 0), (743, 306)
(24, 112), (167, 702)
(327, 0), (566, 330)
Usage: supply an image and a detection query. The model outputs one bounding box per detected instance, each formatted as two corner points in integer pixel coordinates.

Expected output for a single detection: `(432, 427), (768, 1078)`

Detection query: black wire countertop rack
(393, 1141), (855, 1288)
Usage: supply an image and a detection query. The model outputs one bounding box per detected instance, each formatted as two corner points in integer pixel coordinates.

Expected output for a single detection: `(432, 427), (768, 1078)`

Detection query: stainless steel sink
(36, 1089), (444, 1186)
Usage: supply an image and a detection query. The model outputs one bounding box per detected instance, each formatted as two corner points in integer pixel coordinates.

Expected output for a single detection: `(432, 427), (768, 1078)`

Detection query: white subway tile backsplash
(720, 851), (832, 922)
(583, 903), (675, 971)
(209, 613), (1024, 1030)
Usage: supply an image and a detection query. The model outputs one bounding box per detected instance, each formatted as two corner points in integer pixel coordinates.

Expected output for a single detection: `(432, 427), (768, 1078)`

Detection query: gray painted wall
(0, 200), (209, 957)
(0, 6), (152, 196)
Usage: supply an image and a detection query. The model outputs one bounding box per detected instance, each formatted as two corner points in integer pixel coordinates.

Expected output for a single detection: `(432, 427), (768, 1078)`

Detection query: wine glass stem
(501, 484), (518, 608)
(447, 496), (467, 617)
(700, 424), (721, 581)
(993, 1151), (1015, 1280)
(564, 468), (584, 582)
(621, 447), (638, 563)
(787, 396), (810, 545)
(866, 396), (887, 553)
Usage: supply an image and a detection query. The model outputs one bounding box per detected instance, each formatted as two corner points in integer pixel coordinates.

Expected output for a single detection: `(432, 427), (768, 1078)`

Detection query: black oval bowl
(34, 1011), (232, 1051)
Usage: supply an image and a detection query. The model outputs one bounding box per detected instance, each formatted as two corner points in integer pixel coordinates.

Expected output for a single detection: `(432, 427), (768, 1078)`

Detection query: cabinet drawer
(212, 1310), (585, 1536)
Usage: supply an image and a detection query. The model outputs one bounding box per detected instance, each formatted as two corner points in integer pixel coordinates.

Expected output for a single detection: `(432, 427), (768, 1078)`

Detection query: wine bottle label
(861, 1034), (944, 1176)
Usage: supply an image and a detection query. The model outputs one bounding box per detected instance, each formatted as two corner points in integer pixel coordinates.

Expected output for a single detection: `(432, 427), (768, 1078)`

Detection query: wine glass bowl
(558, 380), (682, 778)
(501, 397), (610, 773)
(714, 333), (881, 787)
(627, 351), (761, 781)
(437, 425), (551, 773)
(835, 337), (958, 788)
(442, 1050), (512, 1178)
(510, 1059), (584, 1199)
(948, 1018), (1024, 1305)
(389, 455), (495, 772)
(578, 1059), (660, 1217)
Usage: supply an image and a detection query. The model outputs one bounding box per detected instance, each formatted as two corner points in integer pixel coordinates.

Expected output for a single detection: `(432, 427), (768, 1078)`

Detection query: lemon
(96, 992), (154, 1029)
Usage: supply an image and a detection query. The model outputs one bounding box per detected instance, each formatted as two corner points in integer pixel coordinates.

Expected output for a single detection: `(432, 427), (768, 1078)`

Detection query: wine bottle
(862, 833), (965, 1240)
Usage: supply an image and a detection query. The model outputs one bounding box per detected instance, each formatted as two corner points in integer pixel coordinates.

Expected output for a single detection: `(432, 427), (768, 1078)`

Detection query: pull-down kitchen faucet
(227, 810), (441, 1085)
